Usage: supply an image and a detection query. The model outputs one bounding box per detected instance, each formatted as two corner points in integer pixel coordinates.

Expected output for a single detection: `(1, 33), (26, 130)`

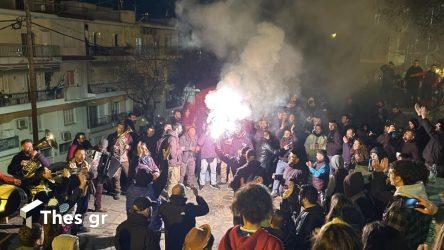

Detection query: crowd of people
(1, 82), (443, 249)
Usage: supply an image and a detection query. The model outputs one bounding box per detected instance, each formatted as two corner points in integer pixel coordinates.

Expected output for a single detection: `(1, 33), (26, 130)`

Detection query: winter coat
(231, 160), (266, 192)
(401, 141), (421, 161)
(258, 138), (279, 172)
(283, 161), (309, 186)
(159, 195), (209, 250)
(383, 183), (432, 250)
(326, 130), (342, 156)
(342, 141), (353, 168)
(198, 134), (217, 159)
(219, 225), (284, 250)
(7, 151), (50, 178)
(216, 147), (246, 177)
(309, 162), (329, 191)
(125, 183), (161, 232)
(179, 134), (197, 163)
(419, 118), (444, 164)
(376, 133), (399, 162)
(292, 205), (324, 250)
(115, 213), (161, 250)
(168, 131), (182, 166)
(107, 132), (133, 163)
(326, 155), (347, 196)
(304, 133), (327, 161)
(369, 171), (393, 218)
(343, 172), (377, 222)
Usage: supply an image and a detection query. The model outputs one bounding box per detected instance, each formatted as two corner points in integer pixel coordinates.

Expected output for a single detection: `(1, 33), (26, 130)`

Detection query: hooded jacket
(326, 155), (348, 196)
(115, 213), (161, 250)
(218, 225), (284, 250)
(159, 195), (209, 250)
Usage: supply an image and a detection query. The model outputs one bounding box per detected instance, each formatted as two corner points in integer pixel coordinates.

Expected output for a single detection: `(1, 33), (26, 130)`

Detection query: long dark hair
(72, 132), (86, 145)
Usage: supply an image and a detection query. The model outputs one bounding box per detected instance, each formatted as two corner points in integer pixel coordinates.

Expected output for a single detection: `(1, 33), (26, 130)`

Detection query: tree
(118, 52), (172, 121)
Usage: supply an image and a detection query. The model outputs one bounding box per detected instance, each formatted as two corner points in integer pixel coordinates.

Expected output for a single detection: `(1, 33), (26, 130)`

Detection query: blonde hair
(137, 142), (149, 156)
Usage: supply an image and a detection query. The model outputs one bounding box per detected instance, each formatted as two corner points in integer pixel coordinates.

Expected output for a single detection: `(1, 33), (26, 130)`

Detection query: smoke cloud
(176, 0), (303, 119)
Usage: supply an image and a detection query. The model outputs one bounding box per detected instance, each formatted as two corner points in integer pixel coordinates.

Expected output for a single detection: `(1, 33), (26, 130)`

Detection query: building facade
(0, 1), (179, 168)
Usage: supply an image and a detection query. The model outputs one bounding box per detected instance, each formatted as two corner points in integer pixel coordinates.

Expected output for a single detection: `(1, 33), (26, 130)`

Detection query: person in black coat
(415, 104), (444, 177)
(326, 120), (342, 157)
(257, 130), (279, 185)
(343, 172), (377, 223)
(230, 149), (267, 192)
(8, 139), (51, 179)
(159, 184), (209, 250)
(405, 60), (423, 102)
(376, 123), (400, 162)
(292, 184), (325, 250)
(115, 197), (161, 250)
(215, 145), (249, 189)
(400, 130), (421, 161)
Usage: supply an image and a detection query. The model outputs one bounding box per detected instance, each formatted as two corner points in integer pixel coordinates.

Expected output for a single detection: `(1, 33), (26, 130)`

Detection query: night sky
(81, 0), (176, 19)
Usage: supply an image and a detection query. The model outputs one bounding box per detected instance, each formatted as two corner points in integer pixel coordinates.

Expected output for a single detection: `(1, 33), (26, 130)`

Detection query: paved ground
(1, 178), (443, 249)
(79, 183), (236, 250)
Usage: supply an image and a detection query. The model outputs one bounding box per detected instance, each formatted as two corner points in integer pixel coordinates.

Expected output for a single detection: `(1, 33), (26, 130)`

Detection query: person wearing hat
(115, 197), (161, 250)
(160, 184), (209, 250)
(183, 224), (214, 250)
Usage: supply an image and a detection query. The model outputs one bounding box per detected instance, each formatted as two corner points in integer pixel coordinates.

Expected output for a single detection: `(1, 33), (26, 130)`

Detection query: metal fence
(0, 90), (63, 107)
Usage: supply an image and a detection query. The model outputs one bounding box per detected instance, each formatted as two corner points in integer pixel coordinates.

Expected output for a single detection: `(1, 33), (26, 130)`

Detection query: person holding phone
(383, 160), (433, 250)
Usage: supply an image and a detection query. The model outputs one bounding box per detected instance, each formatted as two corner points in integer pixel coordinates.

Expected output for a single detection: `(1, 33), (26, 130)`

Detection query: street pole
(24, 0), (39, 143)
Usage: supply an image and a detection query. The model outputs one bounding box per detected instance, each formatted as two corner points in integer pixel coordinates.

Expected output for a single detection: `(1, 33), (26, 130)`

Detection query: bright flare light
(205, 86), (251, 139)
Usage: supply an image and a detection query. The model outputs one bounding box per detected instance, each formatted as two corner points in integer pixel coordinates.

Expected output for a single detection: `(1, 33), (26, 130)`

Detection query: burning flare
(205, 86), (251, 139)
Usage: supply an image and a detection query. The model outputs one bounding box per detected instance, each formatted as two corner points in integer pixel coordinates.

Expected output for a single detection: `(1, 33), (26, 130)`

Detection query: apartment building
(0, 1), (179, 168)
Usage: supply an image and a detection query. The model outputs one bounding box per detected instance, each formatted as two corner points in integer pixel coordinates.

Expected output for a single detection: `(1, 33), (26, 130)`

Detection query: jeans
(200, 158), (217, 186)
(272, 160), (287, 193)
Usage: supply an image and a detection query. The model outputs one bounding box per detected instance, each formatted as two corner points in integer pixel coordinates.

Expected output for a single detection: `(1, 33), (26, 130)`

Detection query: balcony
(88, 82), (121, 94)
(0, 44), (60, 58)
(133, 46), (181, 60)
(87, 112), (126, 129)
(0, 90), (64, 107)
(88, 46), (131, 56)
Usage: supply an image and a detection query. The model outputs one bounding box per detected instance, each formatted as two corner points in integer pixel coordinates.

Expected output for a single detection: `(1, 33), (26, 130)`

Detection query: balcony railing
(87, 112), (126, 129)
(88, 82), (121, 94)
(88, 46), (131, 56)
(0, 44), (60, 57)
(133, 46), (180, 59)
(0, 90), (64, 107)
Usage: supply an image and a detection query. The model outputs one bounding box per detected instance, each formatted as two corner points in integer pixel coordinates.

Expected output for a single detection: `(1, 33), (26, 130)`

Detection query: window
(41, 148), (51, 158)
(0, 136), (19, 152)
(114, 34), (119, 47)
(65, 70), (75, 86)
(111, 102), (119, 115)
(63, 109), (75, 125)
(59, 142), (71, 154)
